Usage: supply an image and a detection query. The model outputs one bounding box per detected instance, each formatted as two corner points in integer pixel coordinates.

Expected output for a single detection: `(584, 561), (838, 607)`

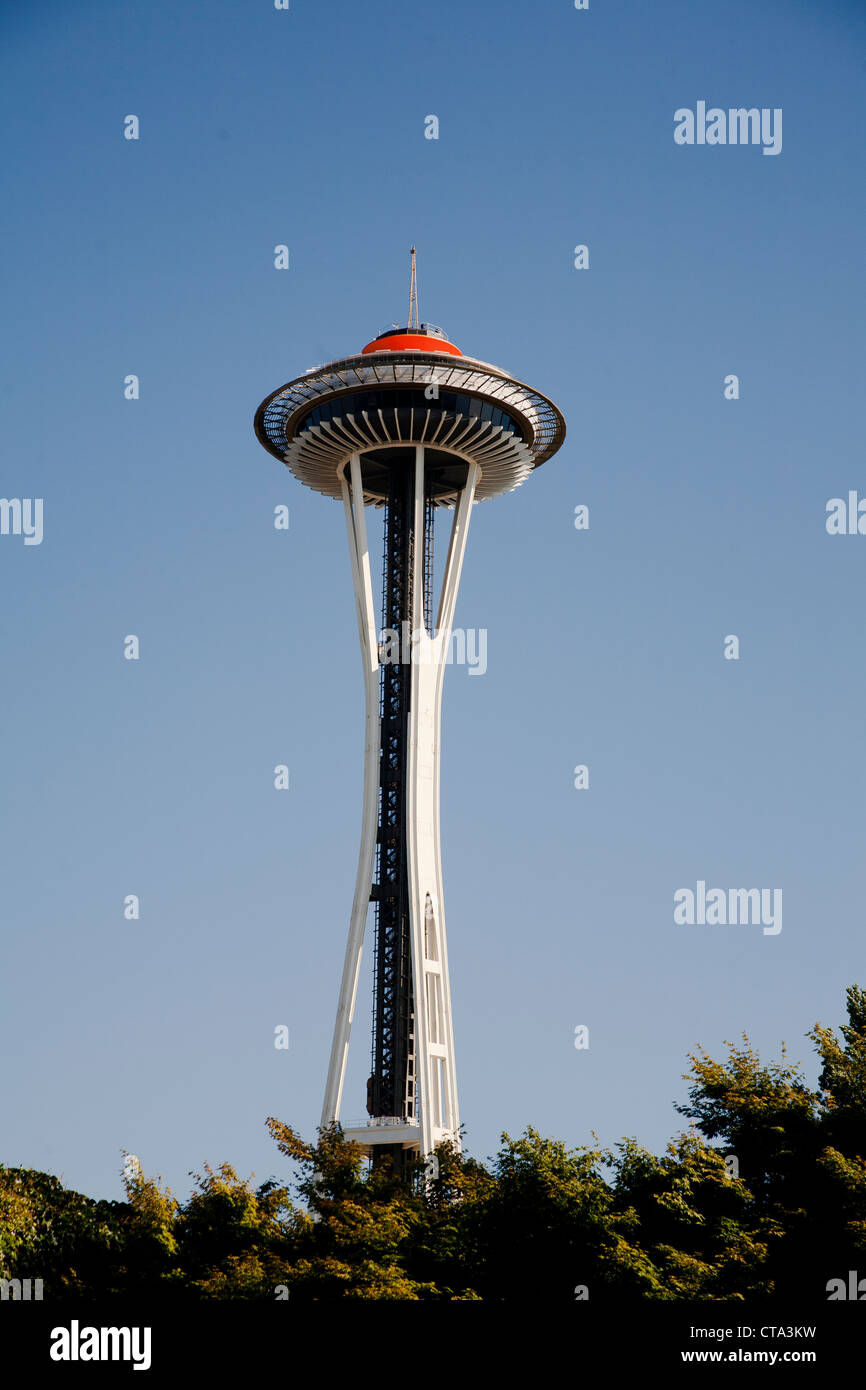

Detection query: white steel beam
(320, 453), (380, 1130)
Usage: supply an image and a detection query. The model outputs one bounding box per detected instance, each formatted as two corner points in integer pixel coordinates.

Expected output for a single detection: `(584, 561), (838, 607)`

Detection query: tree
(808, 985), (866, 1284)
(175, 1162), (297, 1299)
(452, 1127), (614, 1302)
(264, 1119), (439, 1298)
(0, 1166), (124, 1297)
(675, 987), (866, 1297)
(604, 1135), (777, 1299)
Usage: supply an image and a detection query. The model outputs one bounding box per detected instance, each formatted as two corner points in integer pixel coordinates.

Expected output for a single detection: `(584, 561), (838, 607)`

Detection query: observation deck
(254, 326), (566, 506)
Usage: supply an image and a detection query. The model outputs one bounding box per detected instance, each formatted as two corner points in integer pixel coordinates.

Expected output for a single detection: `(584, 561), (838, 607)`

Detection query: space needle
(254, 252), (565, 1170)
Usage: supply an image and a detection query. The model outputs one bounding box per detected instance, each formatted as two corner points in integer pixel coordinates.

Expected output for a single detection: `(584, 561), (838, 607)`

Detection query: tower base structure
(322, 445), (477, 1165)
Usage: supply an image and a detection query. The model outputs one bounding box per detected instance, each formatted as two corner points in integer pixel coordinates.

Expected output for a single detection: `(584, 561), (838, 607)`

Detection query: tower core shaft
(369, 464), (422, 1132)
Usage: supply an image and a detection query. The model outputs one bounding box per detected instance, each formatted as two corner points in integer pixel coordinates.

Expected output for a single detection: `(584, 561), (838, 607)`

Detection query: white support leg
(407, 448), (479, 1158)
(320, 453), (380, 1130)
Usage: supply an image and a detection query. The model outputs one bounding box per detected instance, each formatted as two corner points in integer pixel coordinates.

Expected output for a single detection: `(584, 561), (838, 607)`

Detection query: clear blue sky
(2, 0), (864, 1202)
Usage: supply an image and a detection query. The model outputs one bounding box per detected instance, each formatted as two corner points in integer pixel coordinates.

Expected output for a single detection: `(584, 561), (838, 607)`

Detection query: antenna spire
(408, 246), (419, 329)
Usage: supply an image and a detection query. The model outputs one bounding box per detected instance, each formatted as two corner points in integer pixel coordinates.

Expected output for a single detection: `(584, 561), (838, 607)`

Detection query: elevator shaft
(368, 461), (435, 1139)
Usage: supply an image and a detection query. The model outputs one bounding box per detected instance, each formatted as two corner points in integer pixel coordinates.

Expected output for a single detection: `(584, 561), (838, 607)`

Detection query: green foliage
(265, 1118), (439, 1298)
(450, 1129), (613, 1301)
(177, 1162), (297, 1299)
(811, 984), (866, 1147)
(4, 986), (865, 1300)
(604, 1135), (778, 1300)
(673, 986), (866, 1296)
(0, 1167), (124, 1297)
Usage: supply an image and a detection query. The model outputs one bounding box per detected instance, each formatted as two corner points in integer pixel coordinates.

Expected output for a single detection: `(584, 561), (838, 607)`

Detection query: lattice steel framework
(370, 463), (417, 1124)
(366, 468), (439, 1171)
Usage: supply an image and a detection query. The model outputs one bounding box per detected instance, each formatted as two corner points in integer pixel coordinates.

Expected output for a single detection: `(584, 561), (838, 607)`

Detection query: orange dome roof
(361, 328), (462, 357)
